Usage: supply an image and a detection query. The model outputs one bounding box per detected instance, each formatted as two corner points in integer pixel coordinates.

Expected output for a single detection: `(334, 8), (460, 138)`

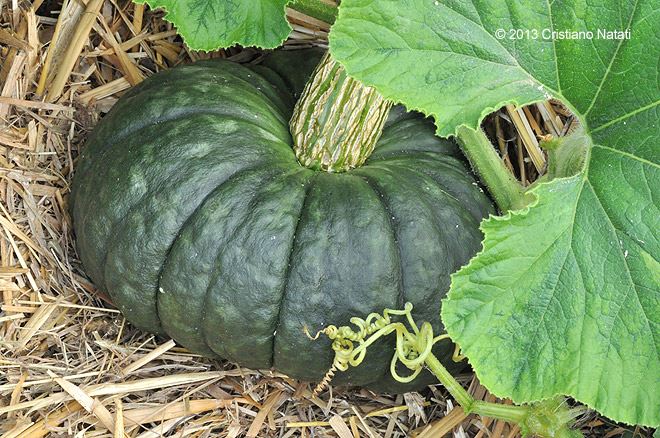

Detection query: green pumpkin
(71, 50), (493, 392)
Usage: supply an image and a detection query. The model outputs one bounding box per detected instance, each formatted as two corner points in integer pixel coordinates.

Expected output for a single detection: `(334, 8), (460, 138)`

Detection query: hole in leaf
(480, 99), (579, 186)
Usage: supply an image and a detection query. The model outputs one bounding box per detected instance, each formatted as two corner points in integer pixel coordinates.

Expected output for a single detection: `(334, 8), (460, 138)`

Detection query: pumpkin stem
(290, 52), (393, 172)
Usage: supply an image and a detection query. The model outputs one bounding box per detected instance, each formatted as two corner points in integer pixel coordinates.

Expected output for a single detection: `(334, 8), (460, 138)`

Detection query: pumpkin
(71, 50), (493, 392)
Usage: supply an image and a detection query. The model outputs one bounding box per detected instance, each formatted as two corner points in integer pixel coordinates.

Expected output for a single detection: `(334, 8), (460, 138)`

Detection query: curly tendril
(308, 302), (458, 395)
(308, 304), (585, 437)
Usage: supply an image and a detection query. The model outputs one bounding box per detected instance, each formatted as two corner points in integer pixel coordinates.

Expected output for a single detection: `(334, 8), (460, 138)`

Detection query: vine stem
(457, 125), (531, 212)
(424, 353), (528, 423)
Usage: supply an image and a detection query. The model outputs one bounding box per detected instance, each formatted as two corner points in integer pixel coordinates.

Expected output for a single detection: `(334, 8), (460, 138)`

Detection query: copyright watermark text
(494, 28), (631, 41)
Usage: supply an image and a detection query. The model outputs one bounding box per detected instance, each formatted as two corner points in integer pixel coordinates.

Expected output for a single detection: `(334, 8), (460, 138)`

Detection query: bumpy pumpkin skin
(71, 50), (494, 392)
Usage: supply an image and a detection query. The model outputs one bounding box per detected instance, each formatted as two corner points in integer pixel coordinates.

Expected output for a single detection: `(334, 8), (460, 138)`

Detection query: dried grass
(0, 1), (650, 437)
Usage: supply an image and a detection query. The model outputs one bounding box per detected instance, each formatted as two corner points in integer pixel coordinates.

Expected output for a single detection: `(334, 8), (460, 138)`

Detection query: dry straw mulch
(0, 1), (650, 437)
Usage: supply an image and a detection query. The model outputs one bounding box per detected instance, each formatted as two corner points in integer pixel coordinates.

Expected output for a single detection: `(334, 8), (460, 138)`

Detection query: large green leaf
(134, 0), (291, 50)
(331, 0), (659, 426)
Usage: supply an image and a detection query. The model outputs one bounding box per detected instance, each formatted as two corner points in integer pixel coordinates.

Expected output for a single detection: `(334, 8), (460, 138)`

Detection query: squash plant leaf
(133, 0), (291, 50)
(331, 0), (659, 426)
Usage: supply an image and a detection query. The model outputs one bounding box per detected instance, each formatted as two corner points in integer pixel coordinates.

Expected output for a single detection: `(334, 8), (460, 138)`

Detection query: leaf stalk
(456, 125), (532, 212)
